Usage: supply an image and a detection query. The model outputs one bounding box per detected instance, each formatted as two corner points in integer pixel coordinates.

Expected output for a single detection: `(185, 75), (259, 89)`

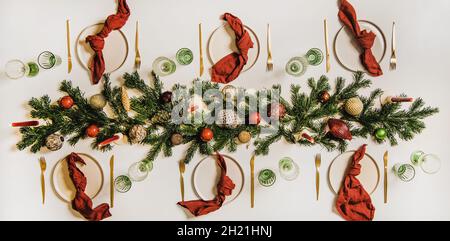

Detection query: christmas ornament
(248, 112), (261, 125)
(160, 91), (173, 104)
(375, 128), (387, 141)
(98, 135), (121, 148)
(121, 87), (131, 112)
(171, 133), (183, 145)
(89, 94), (107, 110)
(294, 131), (315, 144)
(86, 124), (100, 138)
(216, 109), (240, 129)
(383, 96), (414, 105)
(59, 96), (74, 109)
(328, 118), (352, 140)
(200, 128), (214, 142)
(11, 120), (39, 127)
(238, 131), (251, 143)
(150, 110), (171, 125)
(45, 133), (64, 151)
(345, 97), (364, 116)
(129, 125), (147, 143)
(268, 103), (286, 119)
(319, 91), (330, 103)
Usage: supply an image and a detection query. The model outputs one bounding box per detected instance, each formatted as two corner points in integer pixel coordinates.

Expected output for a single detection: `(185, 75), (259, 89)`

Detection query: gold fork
(39, 157), (46, 205)
(315, 154), (321, 201)
(179, 160), (186, 202)
(135, 21), (141, 69)
(266, 24), (273, 71)
(390, 22), (397, 70)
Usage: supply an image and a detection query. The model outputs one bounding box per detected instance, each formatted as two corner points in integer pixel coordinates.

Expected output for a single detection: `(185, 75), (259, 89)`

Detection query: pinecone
(149, 110), (171, 125)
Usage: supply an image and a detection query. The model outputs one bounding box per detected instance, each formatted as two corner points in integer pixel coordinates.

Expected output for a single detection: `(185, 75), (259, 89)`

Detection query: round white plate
(328, 151), (380, 195)
(334, 20), (386, 73)
(193, 154), (244, 204)
(207, 24), (260, 72)
(76, 23), (129, 74)
(52, 153), (104, 203)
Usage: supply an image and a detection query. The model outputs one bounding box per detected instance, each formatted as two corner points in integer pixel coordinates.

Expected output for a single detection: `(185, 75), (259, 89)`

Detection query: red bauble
(59, 96), (74, 109)
(200, 128), (214, 142)
(327, 118), (352, 140)
(86, 124), (100, 138)
(160, 91), (173, 104)
(268, 103), (286, 119)
(248, 112), (261, 125)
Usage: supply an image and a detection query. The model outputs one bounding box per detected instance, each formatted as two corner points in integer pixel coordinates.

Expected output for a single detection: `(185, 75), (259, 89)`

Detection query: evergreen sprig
(17, 71), (439, 166)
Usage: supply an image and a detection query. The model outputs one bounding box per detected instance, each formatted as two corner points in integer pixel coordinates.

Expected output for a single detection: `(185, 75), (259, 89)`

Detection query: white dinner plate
(207, 24), (260, 72)
(334, 20), (386, 73)
(192, 154), (244, 204)
(52, 153), (104, 203)
(328, 151), (380, 195)
(76, 23), (129, 74)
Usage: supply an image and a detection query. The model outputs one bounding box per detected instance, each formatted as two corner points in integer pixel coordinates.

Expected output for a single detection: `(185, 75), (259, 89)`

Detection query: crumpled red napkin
(67, 153), (111, 221)
(336, 145), (375, 221)
(86, 0), (130, 84)
(211, 13), (254, 84)
(338, 0), (383, 76)
(177, 152), (235, 217)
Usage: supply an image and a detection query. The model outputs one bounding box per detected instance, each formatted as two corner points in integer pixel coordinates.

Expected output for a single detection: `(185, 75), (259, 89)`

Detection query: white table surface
(1, 0), (449, 221)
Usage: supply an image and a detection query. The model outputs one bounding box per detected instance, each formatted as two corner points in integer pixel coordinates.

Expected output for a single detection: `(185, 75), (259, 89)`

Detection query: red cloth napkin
(338, 0), (383, 77)
(336, 145), (375, 221)
(211, 13), (254, 84)
(86, 0), (130, 84)
(67, 153), (111, 221)
(177, 152), (236, 217)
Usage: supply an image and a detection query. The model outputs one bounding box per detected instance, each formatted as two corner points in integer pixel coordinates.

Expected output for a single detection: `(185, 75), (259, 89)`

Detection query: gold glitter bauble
(345, 97), (364, 116)
(238, 131), (251, 143)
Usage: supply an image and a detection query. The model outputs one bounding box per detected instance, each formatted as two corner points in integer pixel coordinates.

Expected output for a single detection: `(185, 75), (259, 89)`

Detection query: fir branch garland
(16, 71), (439, 166)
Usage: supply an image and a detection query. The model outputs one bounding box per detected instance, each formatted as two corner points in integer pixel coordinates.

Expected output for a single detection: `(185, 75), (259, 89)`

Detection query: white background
(0, 0), (449, 221)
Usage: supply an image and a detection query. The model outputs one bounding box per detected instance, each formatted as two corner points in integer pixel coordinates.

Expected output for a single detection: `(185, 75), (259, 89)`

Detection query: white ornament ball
(216, 109), (240, 129)
(345, 97), (364, 116)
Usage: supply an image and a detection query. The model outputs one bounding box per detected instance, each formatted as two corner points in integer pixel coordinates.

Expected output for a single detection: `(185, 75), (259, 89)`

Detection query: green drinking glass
(152, 57), (176, 76)
(176, 48), (194, 65)
(27, 62), (40, 77)
(38, 51), (62, 69)
(286, 56), (308, 76)
(305, 48), (324, 66)
(128, 161), (153, 182)
(114, 175), (132, 193)
(279, 157), (299, 181)
(393, 164), (416, 182)
(258, 169), (276, 187)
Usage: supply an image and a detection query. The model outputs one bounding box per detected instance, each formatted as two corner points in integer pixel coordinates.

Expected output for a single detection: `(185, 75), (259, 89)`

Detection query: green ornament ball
(375, 128), (387, 140)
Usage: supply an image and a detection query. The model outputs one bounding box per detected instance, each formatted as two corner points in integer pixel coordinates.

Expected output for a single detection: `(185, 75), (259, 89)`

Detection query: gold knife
(250, 153), (255, 208)
(66, 20), (72, 73)
(179, 160), (186, 202)
(199, 23), (204, 76)
(384, 151), (388, 204)
(324, 19), (330, 73)
(110, 155), (114, 208)
(315, 154), (321, 201)
(39, 157), (46, 205)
